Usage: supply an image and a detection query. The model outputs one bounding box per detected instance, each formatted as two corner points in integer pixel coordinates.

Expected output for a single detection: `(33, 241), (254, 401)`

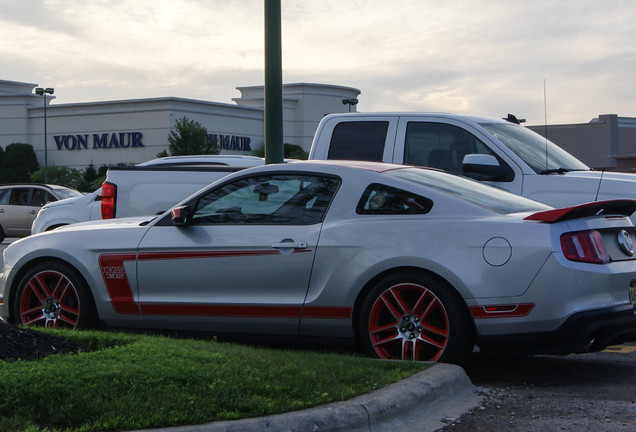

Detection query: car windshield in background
(388, 168), (550, 214)
(51, 187), (82, 200)
(480, 122), (590, 174)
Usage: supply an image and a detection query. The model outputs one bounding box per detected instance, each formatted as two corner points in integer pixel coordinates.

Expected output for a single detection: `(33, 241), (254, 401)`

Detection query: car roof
(0, 183), (71, 190)
(321, 112), (509, 125)
(137, 155), (266, 167)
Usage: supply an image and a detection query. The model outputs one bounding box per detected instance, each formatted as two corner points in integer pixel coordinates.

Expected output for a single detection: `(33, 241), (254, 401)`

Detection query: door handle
(271, 241), (307, 249)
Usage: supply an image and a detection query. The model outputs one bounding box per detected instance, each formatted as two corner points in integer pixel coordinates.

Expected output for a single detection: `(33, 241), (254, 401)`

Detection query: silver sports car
(2, 161), (636, 364)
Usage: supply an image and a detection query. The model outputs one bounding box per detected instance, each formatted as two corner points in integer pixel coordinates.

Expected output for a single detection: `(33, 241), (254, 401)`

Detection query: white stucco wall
(0, 79), (360, 170)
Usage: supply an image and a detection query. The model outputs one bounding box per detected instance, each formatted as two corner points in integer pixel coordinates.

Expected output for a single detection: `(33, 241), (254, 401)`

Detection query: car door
(0, 187), (31, 236)
(135, 172), (340, 335)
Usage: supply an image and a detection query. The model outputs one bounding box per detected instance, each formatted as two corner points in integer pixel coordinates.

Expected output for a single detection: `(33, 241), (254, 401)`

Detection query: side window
(357, 184), (433, 215)
(404, 122), (497, 176)
(192, 174), (340, 225)
(0, 189), (9, 205)
(31, 189), (56, 207)
(8, 188), (30, 206)
(328, 121), (388, 161)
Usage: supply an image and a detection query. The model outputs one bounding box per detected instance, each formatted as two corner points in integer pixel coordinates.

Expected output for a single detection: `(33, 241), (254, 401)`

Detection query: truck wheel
(14, 261), (98, 330)
(359, 271), (473, 364)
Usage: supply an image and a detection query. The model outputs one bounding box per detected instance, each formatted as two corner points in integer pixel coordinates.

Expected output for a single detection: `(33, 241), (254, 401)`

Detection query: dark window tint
(404, 122), (503, 176)
(192, 174), (340, 225)
(328, 121), (388, 161)
(357, 183), (433, 215)
(31, 189), (56, 207)
(8, 188), (30, 206)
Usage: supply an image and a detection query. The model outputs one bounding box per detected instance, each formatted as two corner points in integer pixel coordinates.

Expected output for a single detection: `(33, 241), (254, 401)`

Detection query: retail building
(1, 78), (635, 171)
(0, 79), (360, 169)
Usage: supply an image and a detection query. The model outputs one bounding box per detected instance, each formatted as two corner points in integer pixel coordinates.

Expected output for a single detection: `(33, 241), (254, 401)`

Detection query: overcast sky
(2, 0), (635, 125)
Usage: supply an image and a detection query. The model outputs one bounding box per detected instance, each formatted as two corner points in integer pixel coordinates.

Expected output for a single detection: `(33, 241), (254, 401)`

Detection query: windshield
(387, 168), (550, 214)
(480, 122), (590, 173)
(51, 187), (82, 200)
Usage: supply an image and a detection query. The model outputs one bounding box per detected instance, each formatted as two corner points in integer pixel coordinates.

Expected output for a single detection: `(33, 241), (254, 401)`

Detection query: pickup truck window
(404, 122), (497, 175)
(480, 122), (590, 174)
(328, 121), (388, 161)
(192, 174), (340, 225)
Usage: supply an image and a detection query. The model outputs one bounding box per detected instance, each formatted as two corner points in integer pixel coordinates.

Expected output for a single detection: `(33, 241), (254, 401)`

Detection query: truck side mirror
(171, 205), (193, 226)
(462, 154), (510, 181)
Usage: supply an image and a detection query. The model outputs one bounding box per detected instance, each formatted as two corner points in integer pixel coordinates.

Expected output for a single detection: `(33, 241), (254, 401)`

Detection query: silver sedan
(2, 161), (636, 364)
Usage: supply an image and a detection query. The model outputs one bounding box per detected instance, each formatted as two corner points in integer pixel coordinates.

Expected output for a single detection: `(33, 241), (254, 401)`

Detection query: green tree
(252, 143), (309, 160)
(30, 165), (84, 190)
(83, 163), (98, 186)
(164, 117), (219, 156)
(0, 143), (39, 183)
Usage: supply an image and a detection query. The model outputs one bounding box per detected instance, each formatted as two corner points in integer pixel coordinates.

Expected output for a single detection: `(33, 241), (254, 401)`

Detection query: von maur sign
(53, 132), (252, 152)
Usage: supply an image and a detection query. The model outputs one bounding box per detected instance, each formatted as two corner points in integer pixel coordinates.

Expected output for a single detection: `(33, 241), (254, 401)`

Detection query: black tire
(13, 260), (98, 330)
(0, 226), (5, 244)
(359, 270), (473, 365)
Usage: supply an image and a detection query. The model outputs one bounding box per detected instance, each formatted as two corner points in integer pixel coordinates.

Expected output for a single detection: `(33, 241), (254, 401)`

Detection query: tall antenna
(544, 79), (548, 170)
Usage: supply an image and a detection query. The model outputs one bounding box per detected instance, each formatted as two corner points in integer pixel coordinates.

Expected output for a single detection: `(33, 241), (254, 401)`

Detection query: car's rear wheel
(359, 271), (473, 364)
(14, 261), (97, 330)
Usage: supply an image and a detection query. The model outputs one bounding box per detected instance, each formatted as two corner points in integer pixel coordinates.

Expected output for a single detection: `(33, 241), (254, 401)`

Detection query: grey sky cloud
(1, 0), (634, 125)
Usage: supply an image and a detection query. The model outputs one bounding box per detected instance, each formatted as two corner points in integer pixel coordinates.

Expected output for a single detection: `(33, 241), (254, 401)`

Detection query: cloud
(1, 0), (635, 125)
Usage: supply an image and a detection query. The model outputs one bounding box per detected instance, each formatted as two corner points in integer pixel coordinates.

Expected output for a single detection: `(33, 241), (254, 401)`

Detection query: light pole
(35, 87), (54, 183)
(342, 98), (358, 112)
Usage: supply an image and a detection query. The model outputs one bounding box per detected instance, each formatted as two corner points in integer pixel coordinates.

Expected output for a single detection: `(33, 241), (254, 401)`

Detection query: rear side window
(357, 184), (433, 215)
(328, 121), (388, 161)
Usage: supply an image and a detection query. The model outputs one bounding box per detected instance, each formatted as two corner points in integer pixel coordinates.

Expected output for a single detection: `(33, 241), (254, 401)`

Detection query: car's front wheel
(359, 271), (473, 364)
(14, 261), (98, 330)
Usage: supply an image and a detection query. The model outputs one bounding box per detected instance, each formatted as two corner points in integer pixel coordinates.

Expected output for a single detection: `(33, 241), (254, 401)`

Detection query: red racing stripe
(98, 253), (139, 314)
(98, 251), (351, 321)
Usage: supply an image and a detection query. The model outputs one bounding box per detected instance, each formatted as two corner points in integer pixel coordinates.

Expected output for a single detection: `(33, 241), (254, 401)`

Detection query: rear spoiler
(524, 199), (636, 223)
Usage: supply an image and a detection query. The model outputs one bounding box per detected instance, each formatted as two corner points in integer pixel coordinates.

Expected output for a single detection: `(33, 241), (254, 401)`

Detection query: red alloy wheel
(368, 282), (449, 361)
(19, 270), (81, 329)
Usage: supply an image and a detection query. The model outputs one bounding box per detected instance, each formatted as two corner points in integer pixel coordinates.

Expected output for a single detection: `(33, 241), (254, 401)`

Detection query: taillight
(560, 230), (609, 264)
(101, 181), (116, 219)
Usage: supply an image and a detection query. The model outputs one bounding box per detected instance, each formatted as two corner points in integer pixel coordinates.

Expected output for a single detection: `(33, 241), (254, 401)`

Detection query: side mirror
(462, 154), (510, 181)
(171, 205), (193, 226)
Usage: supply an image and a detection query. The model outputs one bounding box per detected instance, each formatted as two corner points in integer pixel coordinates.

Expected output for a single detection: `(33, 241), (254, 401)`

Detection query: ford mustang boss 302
(2, 161), (636, 364)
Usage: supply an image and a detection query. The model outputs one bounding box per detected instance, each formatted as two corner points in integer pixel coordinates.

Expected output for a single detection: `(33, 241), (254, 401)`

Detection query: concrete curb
(136, 363), (483, 432)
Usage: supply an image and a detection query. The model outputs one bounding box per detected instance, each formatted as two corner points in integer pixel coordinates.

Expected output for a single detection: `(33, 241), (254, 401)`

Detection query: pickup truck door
(134, 173), (339, 335)
(392, 116), (524, 195)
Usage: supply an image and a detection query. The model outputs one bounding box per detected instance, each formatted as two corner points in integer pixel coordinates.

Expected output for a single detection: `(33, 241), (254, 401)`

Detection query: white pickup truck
(33, 112), (636, 233)
(31, 155), (265, 234)
(309, 112), (636, 212)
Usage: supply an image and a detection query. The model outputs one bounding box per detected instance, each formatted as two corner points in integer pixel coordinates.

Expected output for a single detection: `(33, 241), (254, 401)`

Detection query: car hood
(595, 170), (636, 201)
(42, 191), (98, 209)
(51, 215), (155, 232)
(522, 170), (636, 208)
(4, 216), (155, 271)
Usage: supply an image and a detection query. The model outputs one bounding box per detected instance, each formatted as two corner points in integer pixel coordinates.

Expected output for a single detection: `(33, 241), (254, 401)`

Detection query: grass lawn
(0, 329), (430, 432)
